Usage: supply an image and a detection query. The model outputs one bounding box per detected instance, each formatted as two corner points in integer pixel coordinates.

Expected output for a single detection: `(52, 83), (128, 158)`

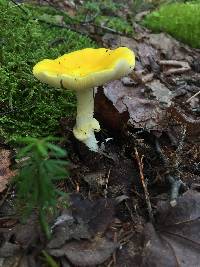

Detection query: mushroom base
(73, 88), (100, 152)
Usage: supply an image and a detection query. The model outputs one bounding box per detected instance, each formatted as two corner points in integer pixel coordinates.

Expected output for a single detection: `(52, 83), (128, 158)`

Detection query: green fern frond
(15, 136), (68, 238)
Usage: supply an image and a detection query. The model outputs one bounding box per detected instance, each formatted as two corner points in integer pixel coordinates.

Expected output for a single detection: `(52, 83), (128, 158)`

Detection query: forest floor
(0, 1), (200, 266)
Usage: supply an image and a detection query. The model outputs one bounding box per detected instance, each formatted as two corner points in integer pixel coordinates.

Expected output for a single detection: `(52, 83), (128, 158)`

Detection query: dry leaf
(141, 190), (200, 267)
(95, 80), (166, 132)
(48, 195), (115, 249)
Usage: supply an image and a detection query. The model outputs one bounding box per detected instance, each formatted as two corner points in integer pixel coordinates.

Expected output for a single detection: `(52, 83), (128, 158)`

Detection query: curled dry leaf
(48, 215), (91, 249)
(48, 195), (116, 266)
(48, 194), (115, 249)
(0, 149), (15, 193)
(141, 190), (200, 267)
(95, 80), (167, 132)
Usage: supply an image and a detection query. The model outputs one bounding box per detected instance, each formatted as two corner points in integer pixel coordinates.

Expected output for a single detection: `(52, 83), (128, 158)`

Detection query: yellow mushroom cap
(33, 47), (135, 90)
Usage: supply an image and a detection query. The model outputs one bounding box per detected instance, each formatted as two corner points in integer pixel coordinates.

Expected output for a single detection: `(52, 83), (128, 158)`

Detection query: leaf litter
(99, 26), (200, 140)
(46, 195), (117, 266)
(141, 190), (200, 267)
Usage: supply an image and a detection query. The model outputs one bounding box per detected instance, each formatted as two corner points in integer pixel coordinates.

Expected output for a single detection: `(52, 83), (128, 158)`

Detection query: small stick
(107, 259), (114, 267)
(125, 200), (136, 222)
(104, 169), (111, 199)
(186, 90), (200, 103)
(159, 60), (190, 75)
(155, 138), (187, 206)
(174, 126), (186, 172)
(159, 60), (189, 66)
(119, 232), (135, 246)
(134, 148), (154, 223)
(10, 0), (28, 15)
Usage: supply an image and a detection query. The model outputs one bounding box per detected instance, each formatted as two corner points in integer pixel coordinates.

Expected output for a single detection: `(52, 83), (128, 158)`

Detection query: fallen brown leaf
(95, 80), (167, 132)
(48, 195), (115, 249)
(141, 190), (200, 267)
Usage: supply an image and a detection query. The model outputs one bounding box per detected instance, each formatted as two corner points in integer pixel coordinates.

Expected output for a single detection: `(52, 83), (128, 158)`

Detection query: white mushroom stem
(73, 88), (100, 152)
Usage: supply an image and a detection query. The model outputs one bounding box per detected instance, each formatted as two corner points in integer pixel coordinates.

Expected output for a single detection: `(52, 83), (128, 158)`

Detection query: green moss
(142, 2), (200, 48)
(95, 16), (134, 35)
(0, 1), (96, 142)
(76, 0), (134, 36)
(83, 0), (119, 14)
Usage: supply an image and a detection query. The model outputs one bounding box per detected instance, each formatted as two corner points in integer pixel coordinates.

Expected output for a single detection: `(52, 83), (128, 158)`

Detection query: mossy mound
(142, 2), (200, 48)
(0, 1), (96, 142)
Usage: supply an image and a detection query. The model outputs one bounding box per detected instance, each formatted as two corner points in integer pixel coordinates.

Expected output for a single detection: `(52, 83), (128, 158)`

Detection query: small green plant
(142, 2), (200, 48)
(42, 250), (59, 267)
(15, 136), (68, 238)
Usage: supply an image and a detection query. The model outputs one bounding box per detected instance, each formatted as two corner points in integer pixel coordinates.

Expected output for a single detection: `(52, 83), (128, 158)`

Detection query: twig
(13, 0), (130, 41)
(125, 200), (136, 222)
(107, 259), (114, 267)
(155, 138), (187, 206)
(134, 147), (154, 223)
(10, 0), (28, 15)
(37, 19), (91, 38)
(186, 90), (200, 103)
(36, 0), (123, 35)
(92, 23), (123, 34)
(174, 126), (186, 172)
(104, 168), (111, 199)
(119, 232), (135, 246)
(159, 60), (191, 75)
(10, 0), (93, 40)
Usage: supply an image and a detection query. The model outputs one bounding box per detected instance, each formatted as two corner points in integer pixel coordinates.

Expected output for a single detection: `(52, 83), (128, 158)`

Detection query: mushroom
(33, 47), (135, 152)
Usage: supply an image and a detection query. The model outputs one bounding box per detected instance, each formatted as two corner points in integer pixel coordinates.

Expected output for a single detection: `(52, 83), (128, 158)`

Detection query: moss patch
(0, 1), (96, 142)
(95, 16), (134, 35)
(142, 2), (200, 48)
(77, 0), (134, 36)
